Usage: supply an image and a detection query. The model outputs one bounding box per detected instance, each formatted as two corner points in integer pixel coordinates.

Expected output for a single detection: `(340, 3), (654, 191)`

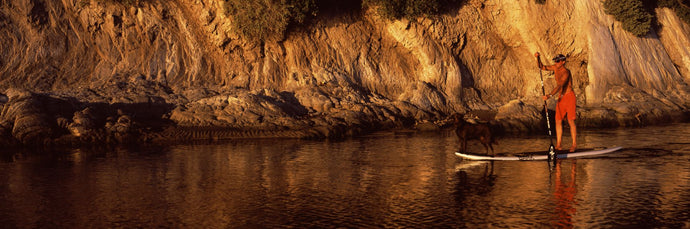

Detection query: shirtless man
(535, 53), (577, 152)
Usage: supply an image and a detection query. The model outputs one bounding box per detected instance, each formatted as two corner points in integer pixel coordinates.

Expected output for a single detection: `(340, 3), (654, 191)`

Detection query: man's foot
(555, 145), (562, 151)
(569, 146), (576, 152)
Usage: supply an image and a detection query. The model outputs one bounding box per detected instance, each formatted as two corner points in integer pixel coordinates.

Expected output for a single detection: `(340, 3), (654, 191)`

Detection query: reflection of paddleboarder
(553, 160), (577, 228)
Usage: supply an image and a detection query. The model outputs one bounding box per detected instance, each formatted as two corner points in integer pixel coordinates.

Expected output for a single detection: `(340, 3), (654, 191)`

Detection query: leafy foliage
(224, 0), (317, 42)
(222, 0), (686, 42)
(603, 0), (653, 36)
(289, 0), (319, 24)
(364, 0), (438, 19)
(92, 0), (149, 6)
(225, 0), (462, 41)
(362, 0), (461, 19)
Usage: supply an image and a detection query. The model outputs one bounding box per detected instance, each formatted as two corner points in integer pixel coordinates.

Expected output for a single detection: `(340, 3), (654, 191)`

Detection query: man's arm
(548, 83), (562, 97)
(535, 52), (553, 71)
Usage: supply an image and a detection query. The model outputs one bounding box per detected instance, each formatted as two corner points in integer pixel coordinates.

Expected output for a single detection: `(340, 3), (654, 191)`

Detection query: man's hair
(552, 54), (566, 62)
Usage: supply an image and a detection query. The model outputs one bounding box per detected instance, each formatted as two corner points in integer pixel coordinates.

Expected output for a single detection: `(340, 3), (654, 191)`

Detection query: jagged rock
(0, 120), (14, 145)
(495, 99), (542, 133)
(73, 107), (98, 129)
(104, 116), (116, 130)
(0, 89), (53, 145)
(67, 107), (100, 137)
(112, 115), (132, 133)
(56, 117), (70, 129)
(111, 115), (134, 142)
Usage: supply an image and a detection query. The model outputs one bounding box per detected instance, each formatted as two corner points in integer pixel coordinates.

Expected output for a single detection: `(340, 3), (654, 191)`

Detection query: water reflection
(0, 123), (689, 228)
(551, 160), (577, 229)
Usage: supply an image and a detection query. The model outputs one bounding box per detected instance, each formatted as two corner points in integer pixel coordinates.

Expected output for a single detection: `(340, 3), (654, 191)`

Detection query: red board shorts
(556, 91), (576, 121)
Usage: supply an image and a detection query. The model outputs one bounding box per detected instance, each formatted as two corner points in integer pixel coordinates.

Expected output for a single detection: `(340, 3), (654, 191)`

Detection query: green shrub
(224, 0), (317, 42)
(117, 0), (140, 5)
(603, 0), (653, 36)
(362, 0), (463, 19)
(363, 0), (442, 19)
(91, 0), (148, 6)
(289, 0), (318, 24)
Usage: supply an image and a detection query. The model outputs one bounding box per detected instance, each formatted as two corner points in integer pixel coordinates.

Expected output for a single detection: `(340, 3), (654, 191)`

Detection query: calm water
(1, 123), (689, 228)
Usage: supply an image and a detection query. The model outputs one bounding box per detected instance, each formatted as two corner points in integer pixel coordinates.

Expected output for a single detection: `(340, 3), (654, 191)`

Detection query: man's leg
(568, 119), (576, 152)
(555, 120), (563, 150)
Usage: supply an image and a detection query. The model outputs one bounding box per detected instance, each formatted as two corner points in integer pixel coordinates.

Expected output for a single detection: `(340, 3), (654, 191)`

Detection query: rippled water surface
(1, 123), (689, 228)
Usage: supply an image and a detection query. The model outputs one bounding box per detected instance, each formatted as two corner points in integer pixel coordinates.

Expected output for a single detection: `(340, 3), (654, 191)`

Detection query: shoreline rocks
(0, 88), (687, 148)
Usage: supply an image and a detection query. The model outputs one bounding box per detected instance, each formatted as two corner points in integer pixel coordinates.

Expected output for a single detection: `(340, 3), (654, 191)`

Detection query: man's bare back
(546, 61), (573, 97)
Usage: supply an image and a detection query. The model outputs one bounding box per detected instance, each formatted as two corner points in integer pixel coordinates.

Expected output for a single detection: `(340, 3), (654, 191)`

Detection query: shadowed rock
(0, 89), (53, 145)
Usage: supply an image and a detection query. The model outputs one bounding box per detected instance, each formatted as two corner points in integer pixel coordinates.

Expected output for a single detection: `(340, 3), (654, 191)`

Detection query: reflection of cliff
(0, 132), (469, 227)
(0, 0), (689, 143)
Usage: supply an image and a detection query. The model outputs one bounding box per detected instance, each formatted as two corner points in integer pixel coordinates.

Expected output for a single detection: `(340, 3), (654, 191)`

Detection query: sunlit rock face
(0, 0), (688, 145)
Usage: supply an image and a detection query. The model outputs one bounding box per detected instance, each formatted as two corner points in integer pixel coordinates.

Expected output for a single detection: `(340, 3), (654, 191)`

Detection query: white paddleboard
(455, 146), (623, 161)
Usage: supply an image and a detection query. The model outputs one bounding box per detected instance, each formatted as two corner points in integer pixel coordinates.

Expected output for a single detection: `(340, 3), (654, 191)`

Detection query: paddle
(536, 53), (557, 163)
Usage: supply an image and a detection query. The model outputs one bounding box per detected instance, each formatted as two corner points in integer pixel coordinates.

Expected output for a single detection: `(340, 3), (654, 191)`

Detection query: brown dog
(452, 113), (498, 155)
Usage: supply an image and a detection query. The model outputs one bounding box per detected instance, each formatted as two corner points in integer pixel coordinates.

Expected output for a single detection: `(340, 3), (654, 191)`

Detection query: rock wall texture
(0, 0), (688, 146)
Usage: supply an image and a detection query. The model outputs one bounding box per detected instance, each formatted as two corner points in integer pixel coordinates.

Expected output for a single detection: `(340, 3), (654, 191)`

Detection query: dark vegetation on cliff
(604, 0), (654, 36)
(91, 0), (149, 7)
(223, 0), (464, 41)
(362, 0), (463, 19)
(604, 0), (690, 36)
(222, 0), (689, 41)
(224, 0), (319, 42)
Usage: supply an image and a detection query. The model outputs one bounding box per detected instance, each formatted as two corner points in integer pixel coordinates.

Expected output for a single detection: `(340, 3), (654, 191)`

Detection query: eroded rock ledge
(1, 85), (686, 148)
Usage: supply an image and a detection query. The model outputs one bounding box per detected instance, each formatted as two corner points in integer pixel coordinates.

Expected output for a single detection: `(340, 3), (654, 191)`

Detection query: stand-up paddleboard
(455, 146), (623, 161)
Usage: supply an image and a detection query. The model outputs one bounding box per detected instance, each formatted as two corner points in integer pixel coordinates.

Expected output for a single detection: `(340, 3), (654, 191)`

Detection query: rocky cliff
(1, 0), (689, 146)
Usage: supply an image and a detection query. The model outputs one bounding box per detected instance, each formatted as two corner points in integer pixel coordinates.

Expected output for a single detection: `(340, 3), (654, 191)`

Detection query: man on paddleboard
(535, 53), (577, 152)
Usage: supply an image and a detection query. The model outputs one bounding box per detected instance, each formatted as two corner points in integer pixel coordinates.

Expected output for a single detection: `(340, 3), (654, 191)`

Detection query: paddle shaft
(538, 68), (555, 146)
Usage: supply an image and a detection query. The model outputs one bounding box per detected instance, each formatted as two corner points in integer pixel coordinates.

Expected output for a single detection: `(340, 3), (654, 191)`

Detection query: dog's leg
(457, 139), (462, 153)
(480, 136), (490, 155)
(489, 136), (497, 156)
